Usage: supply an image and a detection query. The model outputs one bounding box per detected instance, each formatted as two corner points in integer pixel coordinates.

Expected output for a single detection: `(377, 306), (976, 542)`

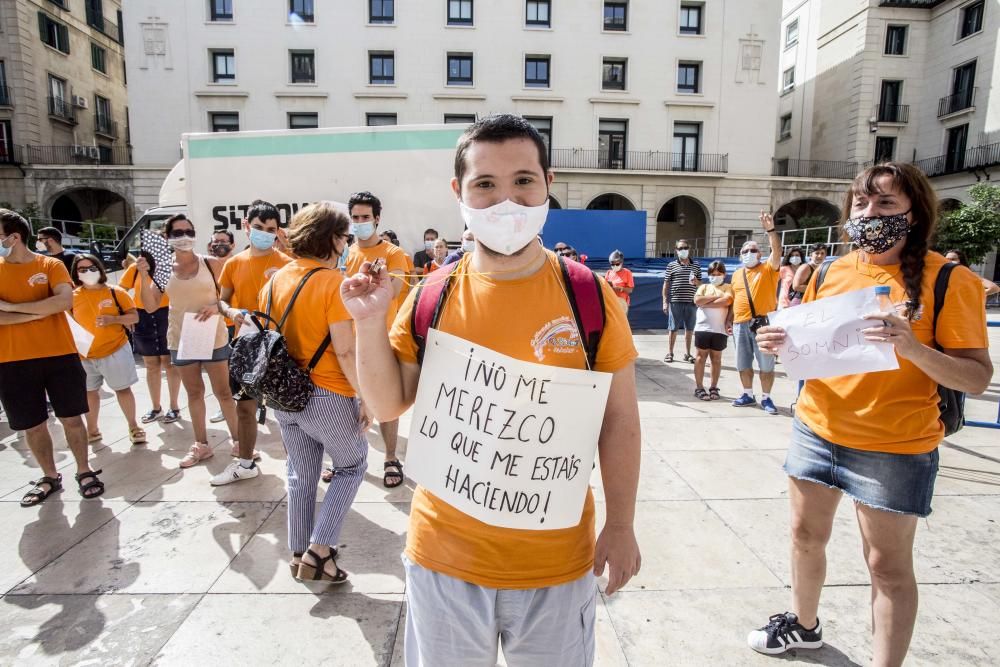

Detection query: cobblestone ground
(1, 324), (997, 666)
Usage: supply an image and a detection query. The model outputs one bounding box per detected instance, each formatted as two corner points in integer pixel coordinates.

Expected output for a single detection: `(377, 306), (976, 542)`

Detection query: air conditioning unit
(72, 95), (89, 109)
(87, 146), (100, 159)
(71, 144), (90, 157)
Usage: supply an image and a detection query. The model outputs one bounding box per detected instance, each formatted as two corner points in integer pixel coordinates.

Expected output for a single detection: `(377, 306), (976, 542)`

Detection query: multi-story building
(0, 0), (132, 229)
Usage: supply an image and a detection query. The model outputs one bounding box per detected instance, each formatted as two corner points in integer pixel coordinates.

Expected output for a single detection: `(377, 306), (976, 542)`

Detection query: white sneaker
(210, 460), (260, 486)
(209, 410), (226, 423)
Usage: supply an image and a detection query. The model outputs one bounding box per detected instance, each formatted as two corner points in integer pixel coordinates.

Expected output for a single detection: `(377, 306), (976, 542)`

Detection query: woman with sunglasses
(136, 215), (238, 469)
(69, 254), (146, 446)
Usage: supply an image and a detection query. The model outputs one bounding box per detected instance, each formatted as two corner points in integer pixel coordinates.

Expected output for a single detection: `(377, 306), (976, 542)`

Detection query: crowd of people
(0, 114), (995, 667)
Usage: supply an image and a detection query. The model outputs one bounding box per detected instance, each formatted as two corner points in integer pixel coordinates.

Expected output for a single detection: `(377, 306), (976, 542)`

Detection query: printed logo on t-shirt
(27, 273), (49, 287)
(99, 299), (113, 309)
(530, 316), (581, 361)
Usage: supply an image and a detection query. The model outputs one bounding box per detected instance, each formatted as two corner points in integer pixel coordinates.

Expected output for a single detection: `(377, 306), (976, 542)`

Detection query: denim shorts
(785, 417), (939, 517)
(169, 345), (231, 367)
(668, 302), (697, 331)
(732, 321), (776, 372)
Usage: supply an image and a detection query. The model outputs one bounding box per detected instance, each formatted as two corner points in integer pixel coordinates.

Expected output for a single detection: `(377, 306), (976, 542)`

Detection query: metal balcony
(913, 141), (1000, 177)
(16, 145), (133, 166)
(771, 158), (862, 180)
(876, 103), (909, 123)
(938, 88), (976, 117)
(95, 115), (118, 139)
(47, 96), (77, 124)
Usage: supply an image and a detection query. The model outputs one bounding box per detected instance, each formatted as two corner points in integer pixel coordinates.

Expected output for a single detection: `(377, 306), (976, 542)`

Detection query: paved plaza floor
(0, 326), (998, 666)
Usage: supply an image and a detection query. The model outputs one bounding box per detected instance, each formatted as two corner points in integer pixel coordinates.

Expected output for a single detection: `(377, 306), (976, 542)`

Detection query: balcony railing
(14, 145), (133, 166)
(877, 103), (909, 123)
(550, 149), (728, 173)
(912, 141), (1000, 178)
(0, 144), (23, 164)
(771, 158), (863, 180)
(95, 115), (118, 139)
(0, 84), (11, 107)
(938, 87), (976, 117)
(86, 9), (122, 42)
(47, 96), (77, 123)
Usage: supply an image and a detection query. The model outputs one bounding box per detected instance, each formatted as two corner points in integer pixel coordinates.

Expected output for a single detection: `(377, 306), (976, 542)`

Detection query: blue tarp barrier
(542, 210), (646, 259)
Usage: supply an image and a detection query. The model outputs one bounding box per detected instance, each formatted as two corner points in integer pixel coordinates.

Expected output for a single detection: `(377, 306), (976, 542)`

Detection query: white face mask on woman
(78, 271), (102, 286)
(458, 198), (549, 256)
(789, 255), (802, 266)
(709, 275), (725, 286)
(168, 237), (196, 252)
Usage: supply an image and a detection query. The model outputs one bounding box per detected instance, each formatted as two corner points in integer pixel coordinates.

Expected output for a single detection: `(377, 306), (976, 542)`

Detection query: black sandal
(20, 474), (63, 507)
(694, 388), (711, 401)
(709, 387), (721, 400)
(383, 459), (404, 488)
(296, 547), (348, 583)
(75, 469), (105, 499)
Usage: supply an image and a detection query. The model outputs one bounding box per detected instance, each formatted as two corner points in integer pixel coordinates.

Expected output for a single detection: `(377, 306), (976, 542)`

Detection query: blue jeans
(732, 321), (776, 373)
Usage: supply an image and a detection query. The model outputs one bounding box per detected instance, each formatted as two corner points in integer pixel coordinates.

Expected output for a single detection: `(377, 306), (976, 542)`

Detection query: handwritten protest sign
(177, 313), (220, 360)
(406, 329), (612, 530)
(768, 287), (899, 381)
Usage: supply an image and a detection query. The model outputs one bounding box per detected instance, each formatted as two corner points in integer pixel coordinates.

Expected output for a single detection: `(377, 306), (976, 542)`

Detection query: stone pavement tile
(154, 593), (403, 666)
(210, 501), (408, 595)
(622, 501), (782, 592)
(660, 450), (789, 500)
(591, 451), (698, 502)
(933, 443), (1000, 496)
(972, 582), (1000, 608)
(636, 398), (728, 421)
(914, 495), (1000, 584)
(12, 501), (277, 595)
(640, 416), (792, 452)
(0, 499), (131, 594)
(0, 593), (202, 666)
(147, 447), (289, 503)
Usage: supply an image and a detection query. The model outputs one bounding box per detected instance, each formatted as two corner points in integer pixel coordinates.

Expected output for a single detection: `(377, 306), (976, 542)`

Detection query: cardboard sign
(406, 329), (612, 530)
(768, 287), (900, 381)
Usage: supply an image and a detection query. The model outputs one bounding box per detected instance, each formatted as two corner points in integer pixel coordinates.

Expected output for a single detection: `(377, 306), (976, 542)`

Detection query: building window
(47, 0), (68, 9)
(679, 3), (703, 35)
(444, 114), (476, 124)
(212, 49), (235, 82)
(598, 119), (627, 168)
(526, 0), (550, 27)
(95, 95), (113, 135)
(367, 113), (397, 126)
(525, 56), (550, 88)
(950, 60), (976, 110)
(288, 112), (318, 129)
(0, 62), (9, 107)
(291, 50), (315, 83)
(0, 120), (12, 164)
(779, 113), (792, 140)
(210, 0), (233, 21)
(369, 52), (395, 84)
(878, 80), (903, 122)
(289, 0), (314, 22)
(677, 62), (700, 93)
(960, 1), (984, 38)
(874, 136), (896, 163)
(47, 74), (71, 119)
(91, 43), (107, 73)
(447, 54), (473, 85)
(210, 112), (239, 132)
(785, 18), (799, 46)
(782, 66), (795, 92)
(945, 123), (968, 172)
(672, 122), (701, 171)
(603, 1), (627, 31)
(885, 25), (907, 55)
(85, 0), (105, 30)
(448, 0), (473, 25)
(38, 12), (70, 54)
(525, 116), (552, 161)
(602, 57), (627, 90)
(370, 0), (394, 23)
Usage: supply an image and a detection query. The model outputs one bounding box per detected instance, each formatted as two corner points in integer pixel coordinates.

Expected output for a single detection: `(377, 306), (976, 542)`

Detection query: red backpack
(411, 255), (606, 367)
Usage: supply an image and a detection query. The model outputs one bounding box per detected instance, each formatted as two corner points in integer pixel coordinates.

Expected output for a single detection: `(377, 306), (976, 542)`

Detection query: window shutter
(59, 23), (70, 53)
(38, 12), (46, 41)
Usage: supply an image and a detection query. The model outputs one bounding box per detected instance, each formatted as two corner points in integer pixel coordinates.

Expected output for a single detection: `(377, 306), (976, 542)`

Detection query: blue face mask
(337, 246), (348, 271)
(351, 222), (376, 241)
(249, 228), (276, 251)
(0, 238), (12, 258)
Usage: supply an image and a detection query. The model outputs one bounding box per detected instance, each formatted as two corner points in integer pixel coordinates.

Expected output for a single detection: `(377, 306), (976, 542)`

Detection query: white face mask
(424, 240), (435, 251)
(79, 271), (102, 286)
(676, 249), (689, 260)
(741, 252), (760, 268)
(35, 241), (48, 252)
(789, 256), (802, 266)
(458, 198), (549, 256)
(709, 275), (725, 286)
(168, 237), (196, 252)
(462, 239), (476, 253)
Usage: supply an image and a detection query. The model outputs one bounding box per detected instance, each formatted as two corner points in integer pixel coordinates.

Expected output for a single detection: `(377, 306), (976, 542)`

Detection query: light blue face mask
(0, 236), (14, 258)
(351, 222), (376, 241)
(248, 228), (276, 251)
(337, 245), (349, 271)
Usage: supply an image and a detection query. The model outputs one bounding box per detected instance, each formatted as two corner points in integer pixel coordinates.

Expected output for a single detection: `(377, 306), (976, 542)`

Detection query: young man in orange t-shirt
(0, 210), (104, 506)
(342, 115), (641, 666)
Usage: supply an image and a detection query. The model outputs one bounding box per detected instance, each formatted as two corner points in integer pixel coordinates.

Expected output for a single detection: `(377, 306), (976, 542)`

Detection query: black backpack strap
(740, 268), (758, 319)
(813, 258), (835, 295)
(306, 334), (331, 371)
(203, 256), (220, 297)
(932, 261), (956, 351)
(276, 267), (327, 331)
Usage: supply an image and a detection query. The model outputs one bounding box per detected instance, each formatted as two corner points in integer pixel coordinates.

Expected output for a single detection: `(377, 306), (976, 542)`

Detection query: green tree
(796, 213), (837, 244)
(936, 184), (1000, 265)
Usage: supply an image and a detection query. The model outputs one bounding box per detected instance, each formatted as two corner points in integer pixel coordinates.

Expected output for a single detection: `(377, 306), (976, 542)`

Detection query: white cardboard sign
(66, 314), (95, 358)
(177, 313), (220, 360)
(406, 328), (612, 530)
(768, 287), (900, 381)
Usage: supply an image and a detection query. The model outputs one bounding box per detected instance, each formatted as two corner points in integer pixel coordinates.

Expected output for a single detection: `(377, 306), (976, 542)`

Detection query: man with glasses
(35, 227), (77, 272)
(662, 239), (701, 363)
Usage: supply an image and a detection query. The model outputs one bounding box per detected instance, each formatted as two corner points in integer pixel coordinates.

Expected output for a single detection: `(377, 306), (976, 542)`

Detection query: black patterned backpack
(229, 268), (330, 413)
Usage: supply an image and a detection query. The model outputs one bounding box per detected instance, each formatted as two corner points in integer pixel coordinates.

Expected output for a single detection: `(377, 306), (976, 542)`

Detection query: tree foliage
(936, 184), (1000, 266)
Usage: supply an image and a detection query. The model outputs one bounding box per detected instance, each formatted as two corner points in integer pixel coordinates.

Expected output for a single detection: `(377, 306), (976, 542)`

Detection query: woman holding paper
(748, 162), (992, 666)
(136, 214), (238, 469)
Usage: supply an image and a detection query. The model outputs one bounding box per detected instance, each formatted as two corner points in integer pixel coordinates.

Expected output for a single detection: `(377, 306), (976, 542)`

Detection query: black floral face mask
(844, 210), (911, 255)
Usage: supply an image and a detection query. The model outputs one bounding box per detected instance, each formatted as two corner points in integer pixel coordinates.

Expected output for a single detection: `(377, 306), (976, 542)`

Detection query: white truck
(108, 124), (468, 267)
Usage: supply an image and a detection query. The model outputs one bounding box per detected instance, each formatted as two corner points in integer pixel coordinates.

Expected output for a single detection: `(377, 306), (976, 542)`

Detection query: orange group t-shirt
(732, 262), (780, 323)
(72, 285), (135, 359)
(604, 267), (635, 305)
(346, 241), (410, 329)
(120, 263), (168, 311)
(389, 251), (638, 590)
(0, 255), (76, 363)
(220, 249), (292, 313)
(796, 251), (988, 455)
(259, 258), (354, 397)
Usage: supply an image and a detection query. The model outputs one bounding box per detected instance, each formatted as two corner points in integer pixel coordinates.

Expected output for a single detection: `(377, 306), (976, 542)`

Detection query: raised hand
(341, 261), (395, 322)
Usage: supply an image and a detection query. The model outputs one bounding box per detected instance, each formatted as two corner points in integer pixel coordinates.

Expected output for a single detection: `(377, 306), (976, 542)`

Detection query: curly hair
(287, 202), (350, 260)
(841, 162), (938, 320)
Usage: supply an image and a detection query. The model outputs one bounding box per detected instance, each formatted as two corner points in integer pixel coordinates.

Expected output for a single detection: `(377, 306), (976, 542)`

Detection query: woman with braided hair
(747, 162), (992, 666)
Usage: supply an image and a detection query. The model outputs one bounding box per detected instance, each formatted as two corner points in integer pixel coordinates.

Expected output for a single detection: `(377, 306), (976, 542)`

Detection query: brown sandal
(296, 547), (348, 584)
(383, 459), (404, 488)
(289, 552), (303, 579)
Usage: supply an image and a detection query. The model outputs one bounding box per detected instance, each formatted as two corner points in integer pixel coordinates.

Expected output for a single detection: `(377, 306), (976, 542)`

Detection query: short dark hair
(423, 228), (438, 239)
(287, 202), (350, 261)
(782, 246), (804, 266)
(810, 243), (829, 255)
(0, 209), (31, 244)
(381, 229), (399, 246)
(37, 226), (63, 244)
(70, 253), (108, 286)
(945, 248), (968, 266)
(212, 229), (235, 243)
(454, 114), (550, 185)
(165, 214), (193, 237)
(348, 191), (382, 218)
(247, 199), (280, 225)
(707, 260), (727, 275)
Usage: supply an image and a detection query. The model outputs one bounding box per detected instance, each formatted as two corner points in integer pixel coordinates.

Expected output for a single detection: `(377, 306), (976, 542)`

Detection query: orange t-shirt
(604, 267), (635, 305)
(346, 241), (410, 329)
(120, 263), (169, 311)
(796, 251), (988, 455)
(732, 262), (780, 323)
(72, 285), (135, 359)
(259, 258), (354, 397)
(389, 251), (638, 589)
(220, 249), (292, 313)
(0, 255), (76, 363)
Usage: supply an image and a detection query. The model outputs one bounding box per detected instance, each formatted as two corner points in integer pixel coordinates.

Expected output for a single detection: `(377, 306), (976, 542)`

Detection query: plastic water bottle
(875, 285), (894, 315)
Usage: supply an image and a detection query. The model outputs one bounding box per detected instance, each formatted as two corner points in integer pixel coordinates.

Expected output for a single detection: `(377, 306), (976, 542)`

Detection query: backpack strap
(740, 268), (759, 319)
(412, 260), (462, 364)
(203, 256), (220, 297)
(932, 261), (956, 351)
(108, 286), (134, 338)
(558, 255), (605, 369)
(275, 267), (327, 331)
